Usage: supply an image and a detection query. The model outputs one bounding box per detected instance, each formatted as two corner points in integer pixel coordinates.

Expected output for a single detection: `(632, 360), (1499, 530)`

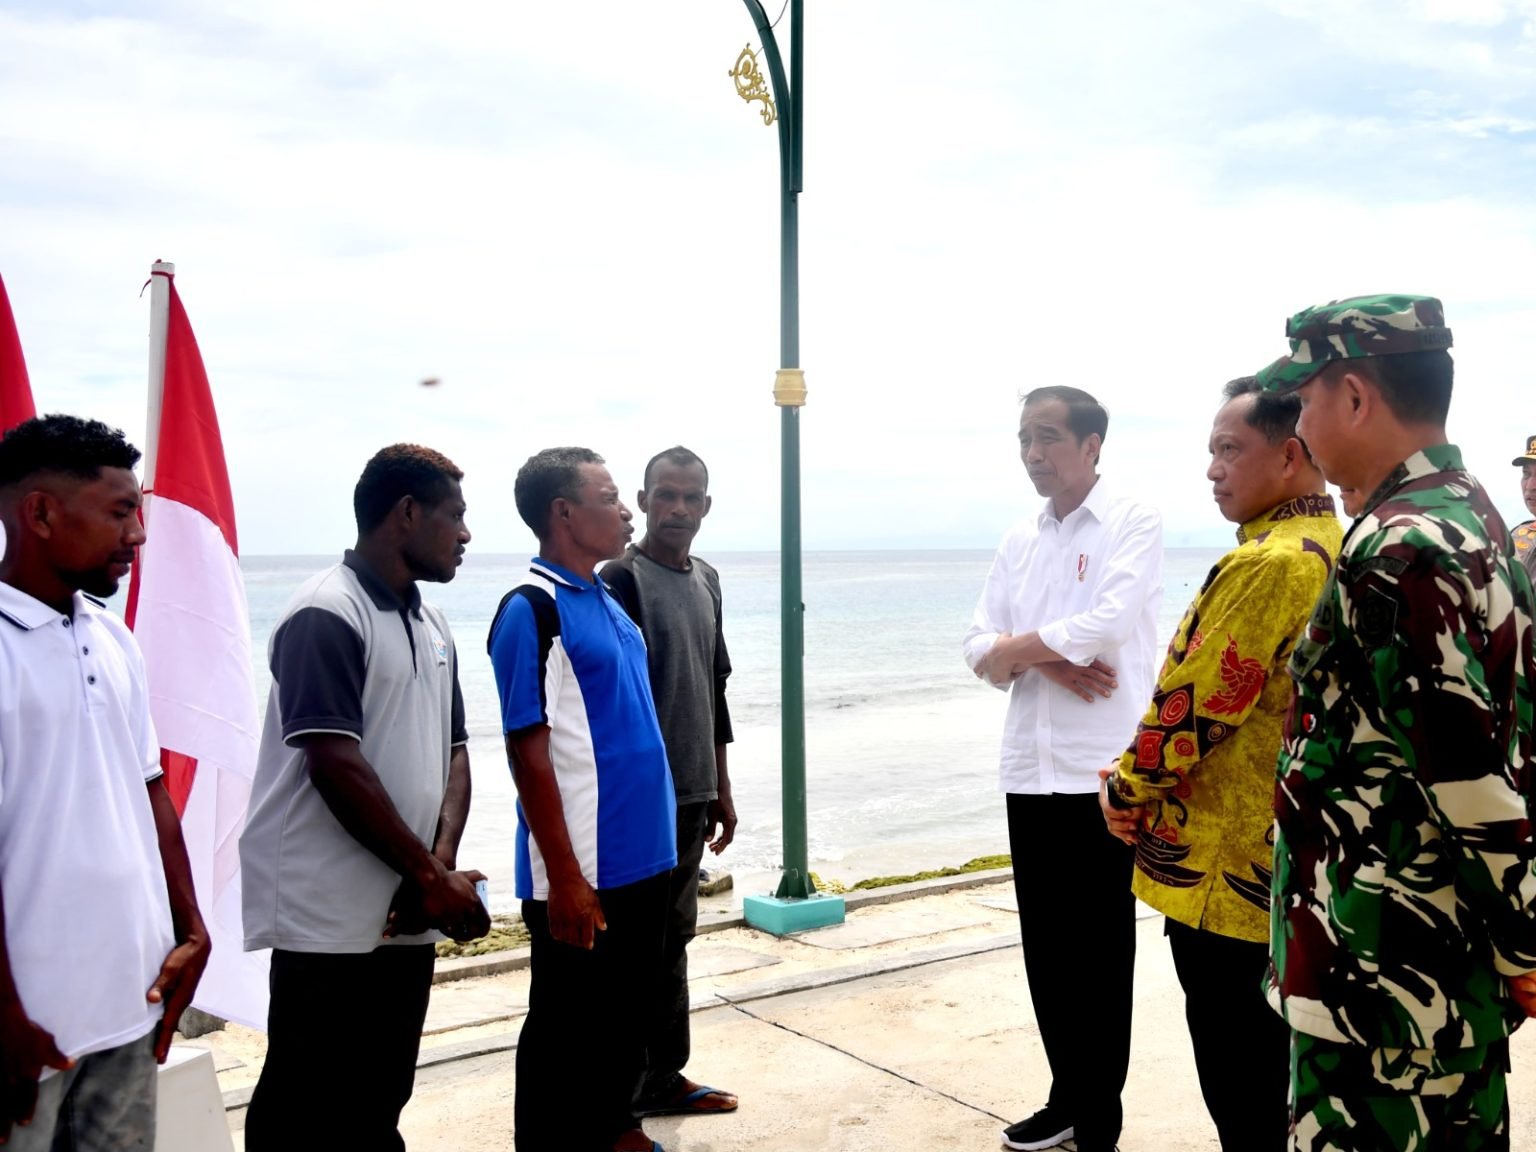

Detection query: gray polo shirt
(240, 551), (466, 953)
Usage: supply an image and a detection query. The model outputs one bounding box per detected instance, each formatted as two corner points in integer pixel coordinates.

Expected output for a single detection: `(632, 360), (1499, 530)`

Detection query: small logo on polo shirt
(428, 627), (449, 665)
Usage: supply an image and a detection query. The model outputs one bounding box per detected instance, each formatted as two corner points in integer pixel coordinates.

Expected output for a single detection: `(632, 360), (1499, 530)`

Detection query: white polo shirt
(0, 581), (175, 1066)
(963, 479), (1164, 794)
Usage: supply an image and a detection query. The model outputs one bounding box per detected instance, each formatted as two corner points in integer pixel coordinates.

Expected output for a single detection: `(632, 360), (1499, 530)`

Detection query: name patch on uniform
(1351, 554), (1410, 579)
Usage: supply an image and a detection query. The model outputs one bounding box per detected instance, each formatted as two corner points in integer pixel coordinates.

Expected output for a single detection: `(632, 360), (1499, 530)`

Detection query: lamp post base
(743, 892), (846, 936)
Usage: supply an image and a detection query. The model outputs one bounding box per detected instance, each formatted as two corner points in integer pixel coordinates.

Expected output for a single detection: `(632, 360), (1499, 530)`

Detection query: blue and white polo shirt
(488, 558), (677, 900)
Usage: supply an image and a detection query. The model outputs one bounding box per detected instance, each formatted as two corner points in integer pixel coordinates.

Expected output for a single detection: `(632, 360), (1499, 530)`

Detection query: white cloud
(3, 0), (1535, 553)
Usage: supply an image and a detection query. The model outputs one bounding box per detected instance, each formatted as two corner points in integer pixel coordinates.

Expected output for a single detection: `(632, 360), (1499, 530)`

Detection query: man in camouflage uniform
(1258, 294), (1536, 1151)
(1507, 436), (1536, 583)
(1101, 377), (1340, 1151)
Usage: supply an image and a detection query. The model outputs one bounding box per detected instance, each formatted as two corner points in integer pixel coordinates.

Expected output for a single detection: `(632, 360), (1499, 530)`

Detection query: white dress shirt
(963, 478), (1164, 794)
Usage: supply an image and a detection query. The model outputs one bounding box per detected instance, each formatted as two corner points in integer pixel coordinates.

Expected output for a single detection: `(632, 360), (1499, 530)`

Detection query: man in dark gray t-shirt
(602, 445), (738, 1119)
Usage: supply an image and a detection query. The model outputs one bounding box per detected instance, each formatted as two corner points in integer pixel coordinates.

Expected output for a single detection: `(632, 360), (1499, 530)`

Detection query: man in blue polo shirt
(489, 446), (676, 1152)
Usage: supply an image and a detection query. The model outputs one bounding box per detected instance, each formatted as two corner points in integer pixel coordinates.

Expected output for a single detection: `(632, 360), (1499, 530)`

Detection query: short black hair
(353, 444), (464, 533)
(1221, 376), (1307, 446)
(1022, 386), (1109, 462)
(1327, 350), (1454, 426)
(642, 446), (709, 490)
(515, 447), (604, 539)
(0, 414), (140, 490)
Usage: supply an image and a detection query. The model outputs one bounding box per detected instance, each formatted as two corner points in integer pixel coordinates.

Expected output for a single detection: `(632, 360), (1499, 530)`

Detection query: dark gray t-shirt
(602, 547), (733, 805)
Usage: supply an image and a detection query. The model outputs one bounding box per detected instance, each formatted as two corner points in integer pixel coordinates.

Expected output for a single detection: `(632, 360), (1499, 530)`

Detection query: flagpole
(144, 260), (175, 490)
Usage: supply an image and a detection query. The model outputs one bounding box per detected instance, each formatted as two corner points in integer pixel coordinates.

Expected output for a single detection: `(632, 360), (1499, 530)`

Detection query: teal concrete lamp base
(743, 892), (846, 936)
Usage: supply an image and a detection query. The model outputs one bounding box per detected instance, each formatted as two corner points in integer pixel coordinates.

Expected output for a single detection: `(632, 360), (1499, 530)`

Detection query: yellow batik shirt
(1109, 493), (1341, 943)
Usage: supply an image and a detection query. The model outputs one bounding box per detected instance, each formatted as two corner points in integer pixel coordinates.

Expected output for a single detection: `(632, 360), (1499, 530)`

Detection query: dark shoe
(1000, 1107), (1073, 1150)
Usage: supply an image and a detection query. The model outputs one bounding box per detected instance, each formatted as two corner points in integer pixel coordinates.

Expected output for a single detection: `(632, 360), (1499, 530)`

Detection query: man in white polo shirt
(964, 386), (1163, 1152)
(0, 415), (210, 1151)
(240, 444), (490, 1152)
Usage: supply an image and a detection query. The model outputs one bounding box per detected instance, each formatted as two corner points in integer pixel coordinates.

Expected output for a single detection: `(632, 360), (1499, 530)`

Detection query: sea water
(237, 549), (1223, 912)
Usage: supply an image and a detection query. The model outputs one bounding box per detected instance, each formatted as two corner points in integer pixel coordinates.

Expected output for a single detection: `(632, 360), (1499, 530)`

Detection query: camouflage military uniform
(1259, 296), (1536, 1152)
(1269, 443), (1536, 1046)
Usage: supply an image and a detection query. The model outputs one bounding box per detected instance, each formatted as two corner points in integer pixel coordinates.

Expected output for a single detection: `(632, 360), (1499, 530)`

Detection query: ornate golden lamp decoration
(729, 44), (777, 126)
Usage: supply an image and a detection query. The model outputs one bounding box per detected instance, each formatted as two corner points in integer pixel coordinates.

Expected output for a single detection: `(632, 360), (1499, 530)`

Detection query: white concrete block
(154, 1047), (233, 1152)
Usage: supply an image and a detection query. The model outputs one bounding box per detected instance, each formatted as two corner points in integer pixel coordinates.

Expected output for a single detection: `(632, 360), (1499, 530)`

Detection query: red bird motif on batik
(1199, 635), (1266, 716)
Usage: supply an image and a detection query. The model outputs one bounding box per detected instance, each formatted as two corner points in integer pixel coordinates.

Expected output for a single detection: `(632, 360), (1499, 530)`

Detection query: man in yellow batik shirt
(1099, 377), (1341, 1152)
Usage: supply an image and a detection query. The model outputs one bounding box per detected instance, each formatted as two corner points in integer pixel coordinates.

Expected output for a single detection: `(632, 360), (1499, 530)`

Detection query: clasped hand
(385, 867), (491, 943)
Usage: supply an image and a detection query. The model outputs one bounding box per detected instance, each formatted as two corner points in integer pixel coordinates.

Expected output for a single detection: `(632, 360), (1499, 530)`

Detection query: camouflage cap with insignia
(1256, 294), (1453, 395)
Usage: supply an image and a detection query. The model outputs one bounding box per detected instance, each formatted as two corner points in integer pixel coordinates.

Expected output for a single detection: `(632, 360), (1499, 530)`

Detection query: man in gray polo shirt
(240, 444), (490, 1152)
(602, 446), (738, 1118)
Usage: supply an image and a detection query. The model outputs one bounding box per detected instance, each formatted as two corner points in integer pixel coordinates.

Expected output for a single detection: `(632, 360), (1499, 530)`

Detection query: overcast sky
(3, 0), (1535, 554)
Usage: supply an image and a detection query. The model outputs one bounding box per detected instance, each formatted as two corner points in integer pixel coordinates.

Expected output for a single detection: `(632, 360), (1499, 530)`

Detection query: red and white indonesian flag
(0, 273), (34, 434)
(0, 272), (36, 560)
(126, 267), (268, 1028)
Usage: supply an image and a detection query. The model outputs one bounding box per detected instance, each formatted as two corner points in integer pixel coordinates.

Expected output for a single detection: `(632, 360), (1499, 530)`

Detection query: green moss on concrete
(813, 854), (1011, 894)
(435, 914), (529, 959)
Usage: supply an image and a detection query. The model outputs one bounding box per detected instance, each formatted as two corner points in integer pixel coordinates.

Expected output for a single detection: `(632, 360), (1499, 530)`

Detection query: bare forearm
(508, 730), (583, 885)
(1001, 631), (1065, 672)
(715, 745), (730, 794)
(978, 631), (1065, 685)
(433, 746), (472, 869)
(304, 738), (442, 889)
(147, 780), (206, 943)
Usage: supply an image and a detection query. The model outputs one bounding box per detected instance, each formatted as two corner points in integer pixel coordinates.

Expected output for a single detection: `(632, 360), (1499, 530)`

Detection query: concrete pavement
(191, 876), (1536, 1150)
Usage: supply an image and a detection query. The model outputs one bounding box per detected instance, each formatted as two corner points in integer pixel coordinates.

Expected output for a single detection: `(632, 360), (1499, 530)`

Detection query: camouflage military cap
(1257, 294), (1453, 395)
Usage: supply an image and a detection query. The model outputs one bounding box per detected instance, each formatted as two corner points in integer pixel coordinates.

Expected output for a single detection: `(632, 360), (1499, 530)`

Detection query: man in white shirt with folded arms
(964, 386), (1163, 1152)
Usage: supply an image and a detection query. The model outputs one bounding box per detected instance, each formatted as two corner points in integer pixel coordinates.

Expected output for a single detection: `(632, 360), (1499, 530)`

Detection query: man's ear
(1279, 437), (1306, 479)
(392, 494), (417, 531)
(636, 489), (649, 515)
(17, 489), (57, 540)
(1338, 369), (1373, 422)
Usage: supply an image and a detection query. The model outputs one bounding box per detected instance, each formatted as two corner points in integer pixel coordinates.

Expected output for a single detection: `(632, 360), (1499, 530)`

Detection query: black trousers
(641, 800), (710, 1097)
(1166, 918), (1289, 1152)
(1007, 791), (1136, 1149)
(245, 944), (435, 1152)
(516, 871), (669, 1152)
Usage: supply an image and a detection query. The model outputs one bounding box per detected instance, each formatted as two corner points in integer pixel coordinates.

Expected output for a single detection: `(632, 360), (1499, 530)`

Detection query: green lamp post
(732, 0), (845, 935)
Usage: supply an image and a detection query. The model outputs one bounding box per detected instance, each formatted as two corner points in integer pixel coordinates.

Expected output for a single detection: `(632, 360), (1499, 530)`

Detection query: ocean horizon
(199, 548), (1224, 913)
